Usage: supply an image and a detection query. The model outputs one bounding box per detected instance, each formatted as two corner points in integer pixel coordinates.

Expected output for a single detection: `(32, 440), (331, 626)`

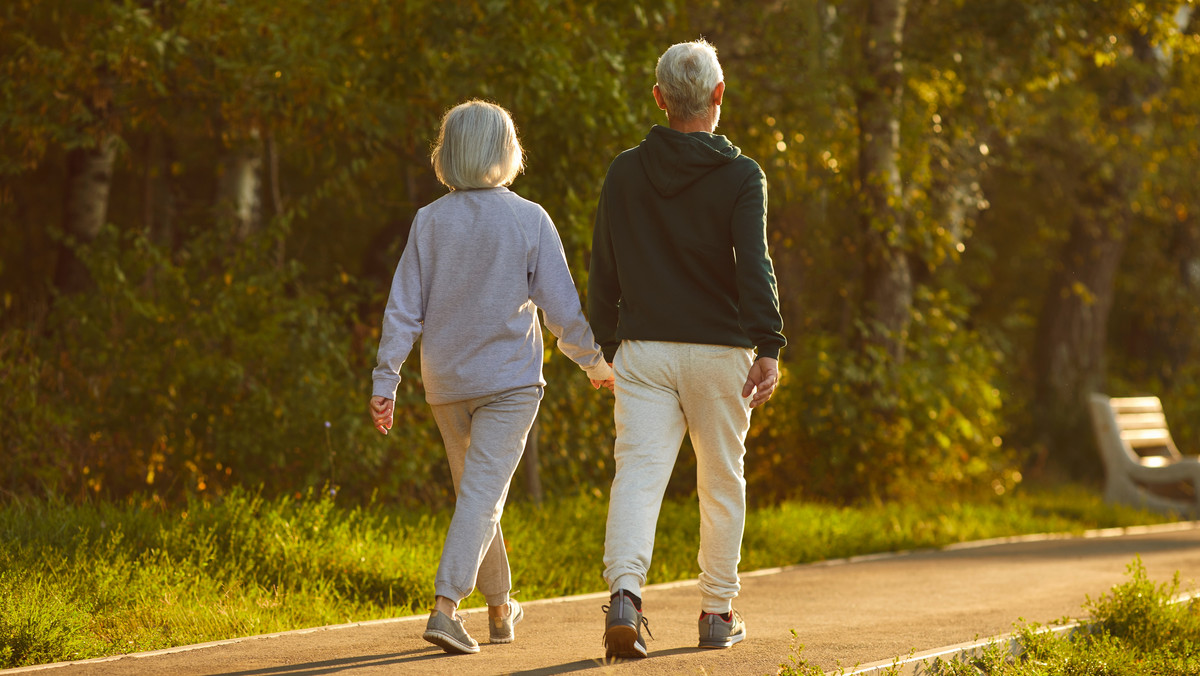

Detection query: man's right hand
(742, 357), (779, 408)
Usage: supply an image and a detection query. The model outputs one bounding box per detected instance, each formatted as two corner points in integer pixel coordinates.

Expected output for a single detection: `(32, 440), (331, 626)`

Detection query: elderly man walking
(588, 39), (786, 659)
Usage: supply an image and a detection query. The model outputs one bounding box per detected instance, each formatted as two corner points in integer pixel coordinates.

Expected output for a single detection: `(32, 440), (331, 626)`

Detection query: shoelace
(600, 603), (654, 640)
(638, 613), (654, 639)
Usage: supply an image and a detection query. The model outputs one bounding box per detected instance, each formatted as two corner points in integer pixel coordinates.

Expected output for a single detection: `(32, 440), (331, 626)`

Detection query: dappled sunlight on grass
(0, 484), (1181, 668)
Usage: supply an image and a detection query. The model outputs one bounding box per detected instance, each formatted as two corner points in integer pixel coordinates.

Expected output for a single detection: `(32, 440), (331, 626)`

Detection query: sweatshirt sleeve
(731, 164), (786, 359)
(529, 211), (614, 381)
(371, 221), (426, 400)
(587, 175), (622, 362)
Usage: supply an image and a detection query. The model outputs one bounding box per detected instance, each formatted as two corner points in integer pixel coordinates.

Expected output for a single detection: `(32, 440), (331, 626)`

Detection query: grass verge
(777, 557), (1200, 675)
(0, 483), (1179, 669)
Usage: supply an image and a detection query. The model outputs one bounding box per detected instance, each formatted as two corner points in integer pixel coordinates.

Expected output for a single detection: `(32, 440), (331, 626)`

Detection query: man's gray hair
(655, 39), (724, 123)
(432, 100), (524, 190)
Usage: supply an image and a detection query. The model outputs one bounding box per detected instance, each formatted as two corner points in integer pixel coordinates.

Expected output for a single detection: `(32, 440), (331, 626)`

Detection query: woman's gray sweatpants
(429, 386), (541, 607)
(603, 340), (755, 614)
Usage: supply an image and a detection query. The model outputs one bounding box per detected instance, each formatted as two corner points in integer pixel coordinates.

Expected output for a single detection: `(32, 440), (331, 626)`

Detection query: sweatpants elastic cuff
(612, 574), (643, 598)
(433, 585), (468, 605)
(701, 598), (733, 614)
(484, 591), (510, 608)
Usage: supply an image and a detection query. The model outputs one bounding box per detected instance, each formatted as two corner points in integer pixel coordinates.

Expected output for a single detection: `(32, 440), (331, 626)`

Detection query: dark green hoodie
(588, 125), (785, 362)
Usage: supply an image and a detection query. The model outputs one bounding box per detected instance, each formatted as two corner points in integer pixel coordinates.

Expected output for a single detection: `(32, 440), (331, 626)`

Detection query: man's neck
(668, 116), (715, 134)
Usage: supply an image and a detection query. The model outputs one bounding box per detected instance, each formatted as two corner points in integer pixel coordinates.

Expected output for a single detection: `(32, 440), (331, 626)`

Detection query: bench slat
(1115, 412), (1168, 430)
(1111, 397), (1165, 414)
(1121, 428), (1172, 445)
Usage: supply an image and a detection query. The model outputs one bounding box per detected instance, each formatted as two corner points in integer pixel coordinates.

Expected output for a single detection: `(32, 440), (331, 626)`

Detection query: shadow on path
(211, 649), (441, 676)
(506, 647), (708, 676)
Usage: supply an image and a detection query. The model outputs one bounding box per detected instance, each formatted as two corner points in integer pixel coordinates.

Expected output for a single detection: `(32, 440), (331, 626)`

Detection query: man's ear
(653, 84), (668, 111)
(713, 81), (725, 106)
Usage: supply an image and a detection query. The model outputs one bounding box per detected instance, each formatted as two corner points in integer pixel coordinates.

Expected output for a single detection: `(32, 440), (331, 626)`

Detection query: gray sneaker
(422, 609), (480, 654)
(698, 609), (746, 648)
(603, 590), (651, 658)
(489, 599), (524, 644)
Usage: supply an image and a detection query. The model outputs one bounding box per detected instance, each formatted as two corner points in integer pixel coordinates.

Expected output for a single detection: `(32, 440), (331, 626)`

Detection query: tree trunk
(143, 131), (177, 249)
(55, 135), (118, 295)
(1031, 29), (1164, 473)
(1033, 200), (1130, 471)
(216, 129), (264, 241)
(856, 0), (912, 363)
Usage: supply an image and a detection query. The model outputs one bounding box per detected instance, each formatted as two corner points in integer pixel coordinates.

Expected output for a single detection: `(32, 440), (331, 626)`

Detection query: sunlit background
(3, 0), (1200, 507)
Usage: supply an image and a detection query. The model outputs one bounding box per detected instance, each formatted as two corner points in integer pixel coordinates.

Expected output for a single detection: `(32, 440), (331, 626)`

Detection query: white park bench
(1087, 393), (1200, 519)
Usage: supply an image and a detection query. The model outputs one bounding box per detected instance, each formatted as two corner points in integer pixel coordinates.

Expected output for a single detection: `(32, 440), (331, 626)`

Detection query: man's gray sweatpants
(603, 340), (754, 614)
(430, 386), (541, 607)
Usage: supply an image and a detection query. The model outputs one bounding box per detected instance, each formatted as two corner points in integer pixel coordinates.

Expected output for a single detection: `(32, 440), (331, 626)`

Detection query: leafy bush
(527, 344), (618, 495)
(1, 223), (1027, 507)
(0, 225), (449, 504)
(749, 287), (1019, 503)
(0, 327), (76, 497)
(1085, 557), (1197, 656)
(938, 557), (1200, 675)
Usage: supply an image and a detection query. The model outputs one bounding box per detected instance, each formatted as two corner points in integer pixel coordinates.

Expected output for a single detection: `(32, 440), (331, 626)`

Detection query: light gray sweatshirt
(372, 187), (612, 405)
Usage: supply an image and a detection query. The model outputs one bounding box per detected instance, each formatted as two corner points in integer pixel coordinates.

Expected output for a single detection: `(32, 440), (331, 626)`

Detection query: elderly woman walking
(370, 100), (613, 655)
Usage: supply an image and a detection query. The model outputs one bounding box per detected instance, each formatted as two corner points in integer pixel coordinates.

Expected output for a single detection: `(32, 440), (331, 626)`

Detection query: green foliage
(776, 631), (832, 676)
(4, 0), (1200, 502)
(0, 573), (96, 668)
(530, 347), (618, 493)
(0, 488), (444, 668)
(929, 557), (1200, 675)
(750, 288), (1015, 503)
(1085, 557), (1194, 655)
(0, 225), (449, 503)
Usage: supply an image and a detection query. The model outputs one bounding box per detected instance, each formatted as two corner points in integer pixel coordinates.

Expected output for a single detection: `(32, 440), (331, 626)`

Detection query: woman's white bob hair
(432, 100), (524, 190)
(655, 39), (724, 123)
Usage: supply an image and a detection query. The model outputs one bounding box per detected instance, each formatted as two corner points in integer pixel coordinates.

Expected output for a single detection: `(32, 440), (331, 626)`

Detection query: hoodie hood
(638, 125), (741, 198)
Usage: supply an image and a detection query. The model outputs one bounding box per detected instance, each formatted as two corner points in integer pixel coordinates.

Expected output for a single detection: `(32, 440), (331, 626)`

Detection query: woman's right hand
(370, 396), (394, 435)
(590, 362), (615, 392)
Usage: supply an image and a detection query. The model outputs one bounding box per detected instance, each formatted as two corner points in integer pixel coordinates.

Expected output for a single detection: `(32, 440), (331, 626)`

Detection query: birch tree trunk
(216, 129), (264, 241)
(856, 0), (912, 363)
(55, 135), (118, 295)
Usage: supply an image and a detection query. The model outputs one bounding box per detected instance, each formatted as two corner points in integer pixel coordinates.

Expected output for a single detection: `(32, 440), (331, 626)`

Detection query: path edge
(4, 521), (1198, 674)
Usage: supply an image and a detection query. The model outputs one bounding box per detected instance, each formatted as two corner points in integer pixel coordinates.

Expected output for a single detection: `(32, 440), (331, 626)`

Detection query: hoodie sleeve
(588, 174), (622, 362)
(731, 164), (786, 359)
(529, 211), (613, 381)
(371, 219), (425, 400)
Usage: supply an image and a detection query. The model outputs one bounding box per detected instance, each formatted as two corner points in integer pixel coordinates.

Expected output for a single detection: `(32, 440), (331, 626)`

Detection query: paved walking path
(7, 523), (1200, 676)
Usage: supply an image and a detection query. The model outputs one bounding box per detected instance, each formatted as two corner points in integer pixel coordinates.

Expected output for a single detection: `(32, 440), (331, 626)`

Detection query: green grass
(0, 484), (1179, 669)
(964, 557), (1200, 675)
(779, 557), (1200, 675)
